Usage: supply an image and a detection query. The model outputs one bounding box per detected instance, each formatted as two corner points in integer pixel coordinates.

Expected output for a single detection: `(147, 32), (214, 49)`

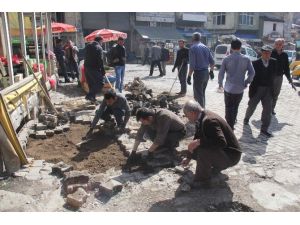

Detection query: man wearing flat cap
(243, 45), (277, 137)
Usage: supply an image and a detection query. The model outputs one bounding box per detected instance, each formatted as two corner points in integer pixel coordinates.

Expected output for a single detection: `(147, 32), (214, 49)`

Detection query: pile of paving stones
(52, 161), (123, 209)
(17, 106), (71, 149)
(124, 77), (182, 115)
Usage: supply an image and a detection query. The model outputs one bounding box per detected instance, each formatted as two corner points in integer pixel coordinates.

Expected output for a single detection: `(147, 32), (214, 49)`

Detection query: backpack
(106, 46), (118, 67)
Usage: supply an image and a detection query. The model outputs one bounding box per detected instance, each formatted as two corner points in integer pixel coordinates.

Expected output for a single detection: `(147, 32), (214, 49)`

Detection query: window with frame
(213, 12), (226, 25)
(239, 12), (254, 26)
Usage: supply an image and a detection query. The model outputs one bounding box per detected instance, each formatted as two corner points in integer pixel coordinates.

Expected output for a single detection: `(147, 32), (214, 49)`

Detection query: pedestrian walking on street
(112, 37), (126, 93)
(172, 39), (189, 96)
(182, 100), (241, 188)
(187, 32), (215, 108)
(244, 45), (277, 137)
(84, 36), (105, 102)
(160, 42), (170, 75)
(65, 40), (80, 84)
(149, 42), (163, 76)
(271, 38), (295, 115)
(218, 39), (255, 130)
(54, 39), (70, 83)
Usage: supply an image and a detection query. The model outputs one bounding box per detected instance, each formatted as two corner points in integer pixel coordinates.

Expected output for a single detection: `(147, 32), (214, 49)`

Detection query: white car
(214, 44), (258, 68)
(284, 50), (296, 64)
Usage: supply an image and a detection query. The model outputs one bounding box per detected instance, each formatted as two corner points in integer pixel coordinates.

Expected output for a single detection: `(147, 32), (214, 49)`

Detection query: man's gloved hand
(209, 70), (214, 80)
(187, 76), (192, 85)
(172, 67), (175, 72)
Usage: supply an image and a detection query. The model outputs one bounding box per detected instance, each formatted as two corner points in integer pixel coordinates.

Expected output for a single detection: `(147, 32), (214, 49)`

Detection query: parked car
(284, 50), (296, 64)
(214, 44), (258, 68)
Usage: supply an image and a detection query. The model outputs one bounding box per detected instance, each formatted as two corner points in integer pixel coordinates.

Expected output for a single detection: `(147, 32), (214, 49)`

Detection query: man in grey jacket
(86, 89), (131, 137)
(218, 39), (255, 130)
(131, 108), (186, 156)
(149, 42), (163, 76)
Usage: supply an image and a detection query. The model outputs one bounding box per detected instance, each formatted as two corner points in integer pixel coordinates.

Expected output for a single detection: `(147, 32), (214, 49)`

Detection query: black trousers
(193, 147), (241, 181)
(85, 67), (104, 99)
(224, 91), (243, 129)
(67, 59), (79, 79)
(101, 107), (126, 128)
(150, 60), (163, 75)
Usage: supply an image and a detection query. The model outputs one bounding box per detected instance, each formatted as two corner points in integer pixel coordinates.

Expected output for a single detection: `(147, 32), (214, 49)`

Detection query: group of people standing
(144, 42), (170, 77)
(54, 38), (79, 84)
(83, 36), (126, 102)
(219, 38), (294, 137)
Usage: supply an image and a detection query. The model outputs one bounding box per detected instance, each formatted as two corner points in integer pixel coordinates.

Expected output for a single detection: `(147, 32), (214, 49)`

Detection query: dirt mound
(26, 124), (127, 174)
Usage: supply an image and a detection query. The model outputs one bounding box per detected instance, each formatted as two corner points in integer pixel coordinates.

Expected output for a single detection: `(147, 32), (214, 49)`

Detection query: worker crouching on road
(130, 108), (186, 158)
(182, 100), (242, 188)
(86, 89), (131, 137)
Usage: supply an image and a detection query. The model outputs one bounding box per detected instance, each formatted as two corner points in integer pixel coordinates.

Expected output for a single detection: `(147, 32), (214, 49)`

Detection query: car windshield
(216, 46), (228, 54)
(286, 51), (293, 57)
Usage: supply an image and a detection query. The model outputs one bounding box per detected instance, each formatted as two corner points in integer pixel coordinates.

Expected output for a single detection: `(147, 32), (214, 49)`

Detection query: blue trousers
(115, 66), (125, 92)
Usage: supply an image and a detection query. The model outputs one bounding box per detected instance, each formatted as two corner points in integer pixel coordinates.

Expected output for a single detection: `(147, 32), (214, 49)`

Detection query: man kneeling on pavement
(86, 89), (130, 137)
(182, 100), (242, 188)
(130, 108), (186, 159)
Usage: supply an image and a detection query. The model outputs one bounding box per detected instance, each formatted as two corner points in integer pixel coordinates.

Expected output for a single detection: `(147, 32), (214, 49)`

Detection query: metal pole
(40, 12), (47, 79)
(1, 12), (14, 85)
(45, 12), (52, 76)
(31, 12), (40, 72)
(18, 12), (28, 77)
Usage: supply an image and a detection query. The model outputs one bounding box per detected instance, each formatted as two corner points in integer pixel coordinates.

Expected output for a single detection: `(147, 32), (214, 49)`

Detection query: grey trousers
(161, 61), (167, 75)
(272, 75), (283, 112)
(244, 86), (273, 132)
(193, 70), (209, 108)
(178, 65), (188, 93)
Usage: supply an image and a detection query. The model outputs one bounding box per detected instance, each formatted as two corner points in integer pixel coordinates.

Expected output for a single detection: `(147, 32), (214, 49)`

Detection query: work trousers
(193, 69), (209, 108)
(244, 86), (273, 132)
(101, 107), (126, 128)
(178, 65), (188, 94)
(272, 75), (283, 112)
(161, 61), (167, 75)
(150, 60), (163, 75)
(224, 91), (243, 130)
(193, 147), (241, 181)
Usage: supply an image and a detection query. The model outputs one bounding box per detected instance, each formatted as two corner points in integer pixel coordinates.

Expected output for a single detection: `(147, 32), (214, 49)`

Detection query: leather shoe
(260, 130), (273, 138)
(243, 119), (249, 125)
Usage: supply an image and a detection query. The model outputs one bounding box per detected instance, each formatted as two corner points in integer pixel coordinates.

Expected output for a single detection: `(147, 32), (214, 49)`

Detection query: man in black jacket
(244, 45), (277, 137)
(160, 43), (170, 75)
(271, 38), (294, 115)
(172, 40), (189, 96)
(112, 37), (126, 93)
(84, 36), (105, 102)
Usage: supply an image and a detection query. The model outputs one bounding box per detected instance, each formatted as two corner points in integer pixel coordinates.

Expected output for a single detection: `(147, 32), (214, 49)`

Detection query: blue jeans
(115, 66), (125, 92)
